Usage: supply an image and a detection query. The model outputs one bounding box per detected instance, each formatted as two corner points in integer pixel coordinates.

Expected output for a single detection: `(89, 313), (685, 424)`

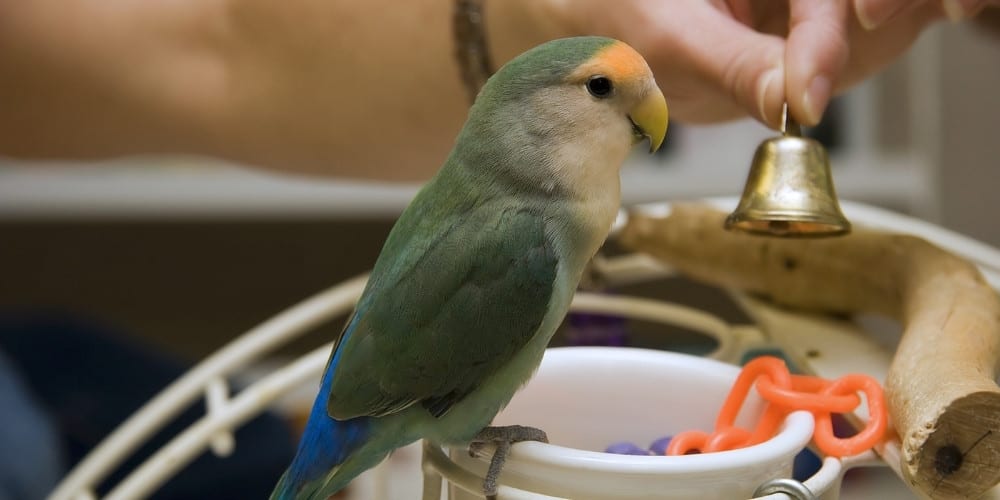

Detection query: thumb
(786, 0), (851, 126)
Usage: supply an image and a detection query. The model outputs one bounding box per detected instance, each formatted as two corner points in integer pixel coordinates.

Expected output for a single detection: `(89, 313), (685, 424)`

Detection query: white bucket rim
(471, 347), (815, 476)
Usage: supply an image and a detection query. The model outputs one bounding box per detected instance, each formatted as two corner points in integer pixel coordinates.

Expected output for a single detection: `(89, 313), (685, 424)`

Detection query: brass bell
(725, 104), (851, 237)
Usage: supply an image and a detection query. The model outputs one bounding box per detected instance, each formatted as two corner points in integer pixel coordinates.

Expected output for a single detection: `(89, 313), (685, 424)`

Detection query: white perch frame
(47, 199), (1000, 500)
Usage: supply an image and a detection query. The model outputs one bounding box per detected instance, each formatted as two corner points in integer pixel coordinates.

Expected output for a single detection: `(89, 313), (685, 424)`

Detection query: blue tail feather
(272, 314), (373, 499)
(271, 362), (372, 499)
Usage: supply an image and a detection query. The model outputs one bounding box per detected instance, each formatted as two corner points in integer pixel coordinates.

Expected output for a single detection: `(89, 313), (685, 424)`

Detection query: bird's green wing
(326, 202), (557, 420)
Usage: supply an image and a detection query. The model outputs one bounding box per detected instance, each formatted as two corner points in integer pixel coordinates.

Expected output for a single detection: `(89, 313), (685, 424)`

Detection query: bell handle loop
(781, 102), (802, 137)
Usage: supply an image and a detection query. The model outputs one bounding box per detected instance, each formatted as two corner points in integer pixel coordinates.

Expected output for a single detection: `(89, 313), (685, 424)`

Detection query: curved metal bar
(48, 275), (368, 500)
(753, 478), (818, 500)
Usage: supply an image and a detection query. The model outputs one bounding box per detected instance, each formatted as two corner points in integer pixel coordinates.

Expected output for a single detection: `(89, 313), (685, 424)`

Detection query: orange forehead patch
(589, 41), (648, 82)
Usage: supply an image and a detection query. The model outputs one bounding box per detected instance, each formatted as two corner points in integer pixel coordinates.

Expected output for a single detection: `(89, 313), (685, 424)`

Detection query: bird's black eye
(586, 75), (613, 98)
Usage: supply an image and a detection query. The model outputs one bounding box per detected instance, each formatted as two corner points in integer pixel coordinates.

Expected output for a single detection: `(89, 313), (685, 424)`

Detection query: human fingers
(785, 0), (851, 126)
(854, 0), (926, 29)
(939, 0), (1000, 21)
(836, 2), (944, 90)
(641, 2), (787, 126)
(855, 0), (996, 29)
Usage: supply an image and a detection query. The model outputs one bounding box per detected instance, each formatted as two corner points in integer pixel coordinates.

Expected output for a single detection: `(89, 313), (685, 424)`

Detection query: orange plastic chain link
(665, 356), (888, 457)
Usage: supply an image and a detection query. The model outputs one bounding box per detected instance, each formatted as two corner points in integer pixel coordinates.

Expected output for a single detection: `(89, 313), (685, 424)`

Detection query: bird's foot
(467, 425), (549, 500)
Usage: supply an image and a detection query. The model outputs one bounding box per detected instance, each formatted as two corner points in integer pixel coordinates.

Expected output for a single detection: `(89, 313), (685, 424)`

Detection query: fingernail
(942, 0), (966, 22)
(757, 68), (782, 128)
(803, 75), (832, 126)
(855, 0), (908, 29)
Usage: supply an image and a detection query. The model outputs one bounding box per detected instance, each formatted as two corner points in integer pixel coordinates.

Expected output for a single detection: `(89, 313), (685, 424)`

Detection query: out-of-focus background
(1, 20), (998, 499)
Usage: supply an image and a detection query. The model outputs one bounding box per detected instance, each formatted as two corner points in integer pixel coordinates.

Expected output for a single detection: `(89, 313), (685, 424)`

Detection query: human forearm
(0, 0), (233, 161)
(0, 0), (547, 181)
(209, 0), (495, 180)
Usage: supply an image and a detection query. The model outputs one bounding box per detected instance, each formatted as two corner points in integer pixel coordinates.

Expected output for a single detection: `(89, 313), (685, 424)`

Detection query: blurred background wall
(939, 20), (1000, 245)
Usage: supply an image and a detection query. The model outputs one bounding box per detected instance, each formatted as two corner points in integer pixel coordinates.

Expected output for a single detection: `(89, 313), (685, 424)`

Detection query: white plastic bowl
(448, 347), (814, 499)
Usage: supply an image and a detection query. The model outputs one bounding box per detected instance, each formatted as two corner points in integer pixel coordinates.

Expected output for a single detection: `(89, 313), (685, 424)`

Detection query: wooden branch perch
(617, 203), (1000, 499)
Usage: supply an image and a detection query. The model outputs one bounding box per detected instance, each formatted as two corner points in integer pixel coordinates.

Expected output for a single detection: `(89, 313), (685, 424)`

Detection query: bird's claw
(467, 425), (549, 499)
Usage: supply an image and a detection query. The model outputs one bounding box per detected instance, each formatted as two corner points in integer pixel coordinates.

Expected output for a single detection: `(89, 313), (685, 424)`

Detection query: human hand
(492, 1), (945, 128)
(855, 0), (1000, 27)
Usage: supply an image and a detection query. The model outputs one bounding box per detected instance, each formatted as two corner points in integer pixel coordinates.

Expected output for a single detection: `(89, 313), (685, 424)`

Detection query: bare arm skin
(0, 0), (483, 180)
(0, 0), (976, 180)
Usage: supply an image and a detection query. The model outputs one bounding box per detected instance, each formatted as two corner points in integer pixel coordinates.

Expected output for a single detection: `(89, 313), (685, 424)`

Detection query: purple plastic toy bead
(649, 436), (673, 455)
(604, 441), (653, 455)
(565, 312), (628, 346)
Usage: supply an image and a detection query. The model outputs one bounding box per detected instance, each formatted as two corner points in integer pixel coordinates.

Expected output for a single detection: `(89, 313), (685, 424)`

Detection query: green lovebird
(271, 36), (668, 499)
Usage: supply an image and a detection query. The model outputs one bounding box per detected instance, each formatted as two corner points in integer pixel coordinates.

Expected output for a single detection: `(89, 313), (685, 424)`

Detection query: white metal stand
(48, 198), (1000, 500)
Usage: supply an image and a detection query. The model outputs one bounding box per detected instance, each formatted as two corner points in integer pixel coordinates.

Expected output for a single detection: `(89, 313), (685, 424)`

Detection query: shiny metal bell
(725, 104), (851, 237)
